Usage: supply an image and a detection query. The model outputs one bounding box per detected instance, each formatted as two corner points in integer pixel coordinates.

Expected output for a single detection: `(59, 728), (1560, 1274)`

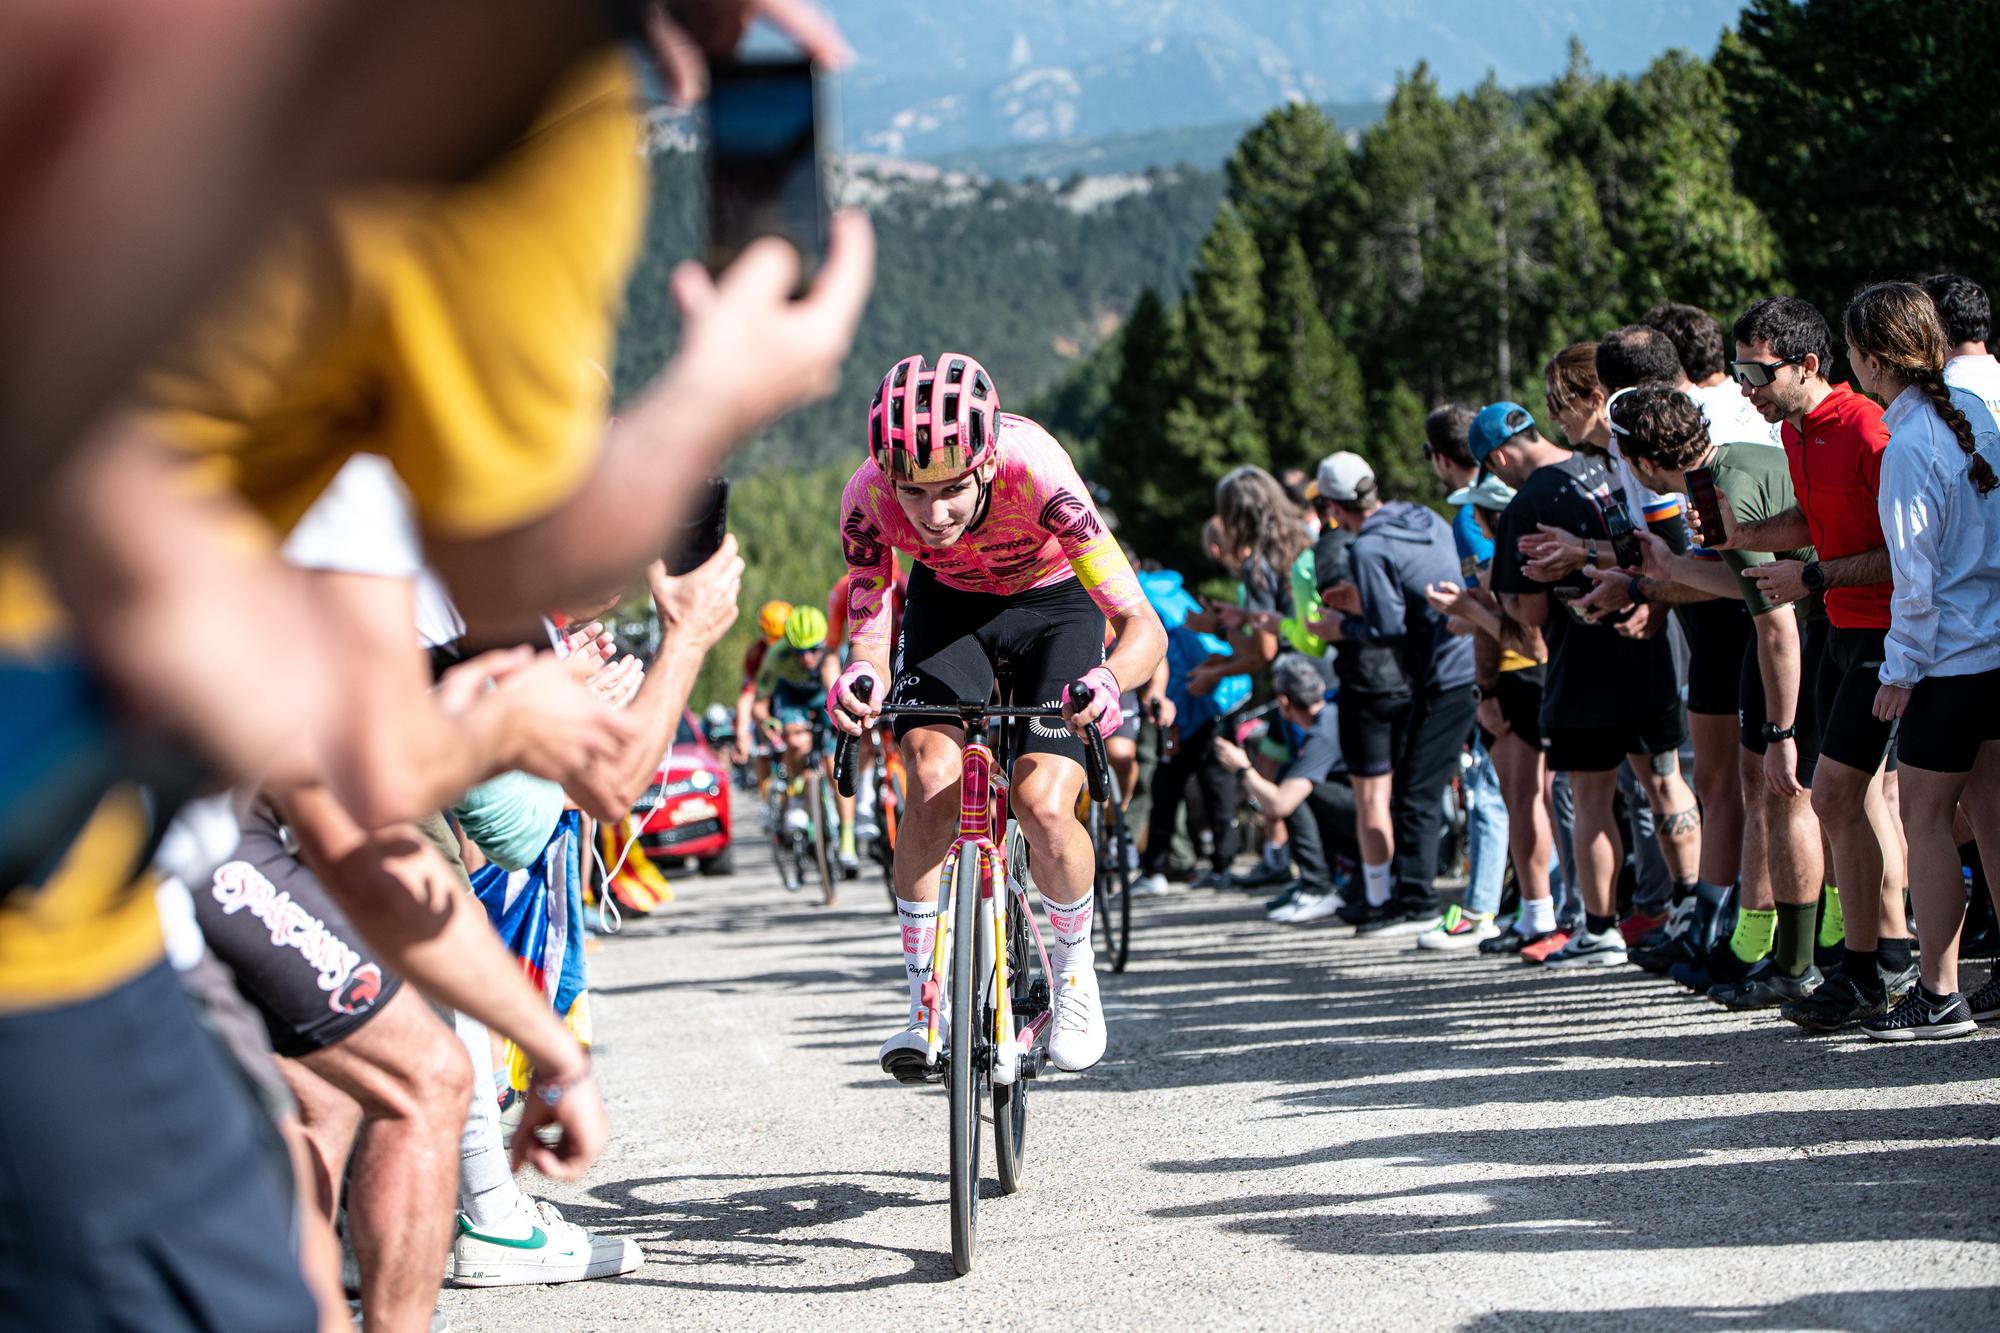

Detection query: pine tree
(1176, 207), (1269, 471)
(1097, 288), (1186, 558)
(1225, 102), (1358, 293)
(1259, 236), (1364, 476)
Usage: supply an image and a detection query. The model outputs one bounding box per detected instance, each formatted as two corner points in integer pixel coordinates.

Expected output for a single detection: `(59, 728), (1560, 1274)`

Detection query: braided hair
(1844, 282), (1997, 495)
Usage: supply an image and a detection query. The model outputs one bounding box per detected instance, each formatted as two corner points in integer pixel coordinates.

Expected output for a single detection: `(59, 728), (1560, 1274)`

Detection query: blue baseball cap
(1468, 401), (1538, 470)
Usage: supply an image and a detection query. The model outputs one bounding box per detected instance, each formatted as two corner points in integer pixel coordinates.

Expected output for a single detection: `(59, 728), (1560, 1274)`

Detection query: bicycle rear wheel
(993, 896), (1033, 1195)
(947, 848), (982, 1275)
(1093, 797), (1133, 973)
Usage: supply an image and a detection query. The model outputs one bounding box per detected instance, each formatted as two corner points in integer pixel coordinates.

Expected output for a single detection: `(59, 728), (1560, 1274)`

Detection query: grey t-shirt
(1280, 703), (1346, 785)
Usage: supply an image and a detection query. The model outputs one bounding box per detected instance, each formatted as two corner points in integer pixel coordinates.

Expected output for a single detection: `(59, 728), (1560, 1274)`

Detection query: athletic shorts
(1542, 699), (1687, 774)
(770, 680), (827, 730)
(1337, 689), (1413, 779)
(889, 563), (1107, 769)
(193, 803), (402, 1058)
(1814, 622), (1899, 775)
(1896, 664), (2000, 772)
(1492, 665), (1547, 752)
(1115, 690), (1143, 742)
(1737, 616), (1822, 786)
(1680, 598), (1752, 715)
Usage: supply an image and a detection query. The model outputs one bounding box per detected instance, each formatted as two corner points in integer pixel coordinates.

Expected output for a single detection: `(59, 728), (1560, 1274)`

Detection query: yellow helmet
(758, 600), (794, 642)
(783, 605), (829, 651)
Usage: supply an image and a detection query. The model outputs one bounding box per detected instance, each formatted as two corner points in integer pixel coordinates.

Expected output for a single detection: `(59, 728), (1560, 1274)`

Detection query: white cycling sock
(1362, 860), (1395, 908)
(1520, 895), (1557, 936)
(896, 897), (938, 1023)
(1042, 890), (1095, 977)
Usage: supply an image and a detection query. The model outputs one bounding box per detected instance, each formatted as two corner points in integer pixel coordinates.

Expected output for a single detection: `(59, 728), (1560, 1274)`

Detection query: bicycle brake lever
(833, 677), (874, 799)
(1068, 678), (1111, 805)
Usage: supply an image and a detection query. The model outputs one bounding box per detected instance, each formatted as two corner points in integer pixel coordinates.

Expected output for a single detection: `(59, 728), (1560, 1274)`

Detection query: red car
(636, 712), (734, 875)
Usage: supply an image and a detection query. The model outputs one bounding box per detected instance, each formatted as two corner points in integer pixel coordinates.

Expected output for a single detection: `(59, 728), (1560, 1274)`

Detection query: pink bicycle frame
(919, 737), (1056, 1068)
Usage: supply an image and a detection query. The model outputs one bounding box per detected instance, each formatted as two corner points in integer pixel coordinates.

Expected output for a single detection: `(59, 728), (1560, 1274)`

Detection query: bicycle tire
(880, 766), (904, 912)
(947, 848), (982, 1275)
(807, 771), (837, 906)
(993, 896), (1031, 1195)
(770, 790), (802, 893)
(1093, 797), (1133, 974)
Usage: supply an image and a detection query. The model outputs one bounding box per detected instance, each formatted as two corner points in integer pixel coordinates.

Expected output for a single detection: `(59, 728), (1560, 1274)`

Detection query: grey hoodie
(1340, 501), (1477, 692)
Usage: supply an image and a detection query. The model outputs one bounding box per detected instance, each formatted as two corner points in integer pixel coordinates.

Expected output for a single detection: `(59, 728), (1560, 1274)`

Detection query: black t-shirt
(1489, 452), (1679, 727)
(1280, 702), (1346, 785)
(1312, 527), (1406, 696)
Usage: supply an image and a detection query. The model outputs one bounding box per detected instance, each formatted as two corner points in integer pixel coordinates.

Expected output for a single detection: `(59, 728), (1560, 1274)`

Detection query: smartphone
(668, 476), (730, 575)
(1685, 465), (1727, 548)
(705, 56), (833, 288)
(1598, 497), (1644, 569)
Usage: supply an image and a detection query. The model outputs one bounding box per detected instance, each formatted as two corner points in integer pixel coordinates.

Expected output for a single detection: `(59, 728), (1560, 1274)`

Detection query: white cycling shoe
(878, 1019), (935, 1084)
(1048, 966), (1107, 1072)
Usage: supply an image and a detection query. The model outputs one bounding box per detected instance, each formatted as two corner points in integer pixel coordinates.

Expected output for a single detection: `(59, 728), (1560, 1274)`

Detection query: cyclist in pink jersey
(829, 353), (1164, 1081)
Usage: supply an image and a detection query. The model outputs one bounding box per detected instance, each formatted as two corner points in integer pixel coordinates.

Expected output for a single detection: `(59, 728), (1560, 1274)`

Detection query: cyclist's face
(893, 467), (984, 547)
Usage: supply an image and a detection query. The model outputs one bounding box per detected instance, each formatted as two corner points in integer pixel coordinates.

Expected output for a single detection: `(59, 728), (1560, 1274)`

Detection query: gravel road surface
(441, 815), (2000, 1331)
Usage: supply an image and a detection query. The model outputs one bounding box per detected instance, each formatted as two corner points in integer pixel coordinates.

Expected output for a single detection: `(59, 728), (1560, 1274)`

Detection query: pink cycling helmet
(867, 353), (1000, 483)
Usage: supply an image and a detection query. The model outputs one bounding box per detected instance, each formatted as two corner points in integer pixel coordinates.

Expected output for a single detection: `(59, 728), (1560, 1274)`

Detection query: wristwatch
(1800, 560), (1826, 593)
(1470, 684), (1486, 702)
(1761, 721), (1798, 743)
(1627, 575), (1646, 605)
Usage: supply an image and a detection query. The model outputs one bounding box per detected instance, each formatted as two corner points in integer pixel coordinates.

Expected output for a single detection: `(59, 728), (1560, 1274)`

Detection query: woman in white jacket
(1845, 281), (2000, 1040)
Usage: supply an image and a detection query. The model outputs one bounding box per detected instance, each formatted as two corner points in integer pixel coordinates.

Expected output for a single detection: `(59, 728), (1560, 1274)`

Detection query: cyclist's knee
(904, 736), (964, 804)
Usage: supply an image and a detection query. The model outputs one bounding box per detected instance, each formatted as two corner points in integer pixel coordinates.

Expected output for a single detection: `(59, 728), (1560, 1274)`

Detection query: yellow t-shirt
(2, 49), (647, 1011)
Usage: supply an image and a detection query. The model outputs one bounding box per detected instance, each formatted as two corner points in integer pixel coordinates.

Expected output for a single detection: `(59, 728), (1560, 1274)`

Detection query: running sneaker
(1188, 869), (1233, 892)
(1048, 967), (1106, 1071)
(1264, 881), (1304, 913)
(1416, 906), (1498, 951)
(450, 1197), (642, 1287)
(1518, 930), (1573, 965)
(1479, 922), (1532, 956)
(1631, 922), (1704, 976)
(1964, 972), (2000, 1022)
(1779, 972), (1889, 1031)
(1356, 906), (1445, 938)
(1230, 860), (1293, 891)
(1336, 898), (1383, 929)
(878, 1020), (934, 1084)
(1670, 941), (1762, 994)
(1543, 926), (1628, 969)
(1709, 961), (1822, 1009)
(1131, 873), (1173, 898)
(1276, 891), (1344, 925)
(1861, 986), (1977, 1042)
(1618, 910), (1667, 948)
(1880, 957), (1919, 1004)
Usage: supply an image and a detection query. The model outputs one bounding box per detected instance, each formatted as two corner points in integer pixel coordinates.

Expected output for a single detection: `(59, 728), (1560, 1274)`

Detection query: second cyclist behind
(828, 353), (1165, 1081)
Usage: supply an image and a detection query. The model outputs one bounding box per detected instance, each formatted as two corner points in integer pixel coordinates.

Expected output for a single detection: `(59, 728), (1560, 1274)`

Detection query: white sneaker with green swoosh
(449, 1197), (642, 1287)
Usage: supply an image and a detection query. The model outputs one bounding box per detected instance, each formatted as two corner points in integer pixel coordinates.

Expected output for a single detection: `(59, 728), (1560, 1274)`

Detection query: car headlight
(689, 769), (719, 793)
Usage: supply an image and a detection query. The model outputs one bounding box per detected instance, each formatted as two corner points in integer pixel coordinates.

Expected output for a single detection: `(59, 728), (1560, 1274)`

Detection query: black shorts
(1680, 598), (1752, 716)
(1737, 614), (1823, 786)
(1896, 664), (2000, 772)
(1814, 622), (1899, 775)
(0, 962), (318, 1331)
(1492, 665), (1546, 752)
(194, 803), (402, 1058)
(1115, 690), (1142, 742)
(889, 563), (1108, 769)
(1337, 689), (1413, 778)
(1543, 699), (1688, 774)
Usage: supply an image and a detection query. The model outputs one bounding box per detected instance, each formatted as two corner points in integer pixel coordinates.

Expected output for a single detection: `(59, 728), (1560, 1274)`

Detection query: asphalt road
(440, 810), (2000, 1332)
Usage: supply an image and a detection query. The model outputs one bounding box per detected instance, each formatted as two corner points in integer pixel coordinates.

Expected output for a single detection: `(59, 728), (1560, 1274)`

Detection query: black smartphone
(1685, 465), (1727, 547)
(1598, 497), (1644, 569)
(704, 56), (833, 288)
(668, 477), (730, 575)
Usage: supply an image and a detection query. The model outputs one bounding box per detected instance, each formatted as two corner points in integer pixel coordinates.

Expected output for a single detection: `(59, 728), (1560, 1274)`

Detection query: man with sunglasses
(1702, 296), (1915, 1031)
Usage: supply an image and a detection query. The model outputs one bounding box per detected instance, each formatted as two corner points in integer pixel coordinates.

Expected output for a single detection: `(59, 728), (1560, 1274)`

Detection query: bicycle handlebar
(831, 676), (1112, 805)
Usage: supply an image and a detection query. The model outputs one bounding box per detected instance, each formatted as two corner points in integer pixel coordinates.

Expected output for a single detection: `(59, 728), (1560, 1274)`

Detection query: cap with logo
(1468, 402), (1538, 473)
(1314, 451), (1376, 504)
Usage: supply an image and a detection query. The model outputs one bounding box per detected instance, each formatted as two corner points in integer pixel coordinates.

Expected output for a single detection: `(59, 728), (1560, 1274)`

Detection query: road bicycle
(1083, 771), (1133, 973)
(767, 720), (840, 906)
(834, 676), (1113, 1276)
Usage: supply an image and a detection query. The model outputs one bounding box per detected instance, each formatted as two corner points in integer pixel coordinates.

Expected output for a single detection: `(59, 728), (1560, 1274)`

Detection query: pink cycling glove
(829, 660), (884, 726)
(1066, 665), (1123, 737)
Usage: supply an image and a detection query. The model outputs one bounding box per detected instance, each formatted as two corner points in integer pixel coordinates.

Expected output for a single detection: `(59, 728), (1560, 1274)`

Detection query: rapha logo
(1038, 491), (1101, 545)
(842, 507), (886, 568)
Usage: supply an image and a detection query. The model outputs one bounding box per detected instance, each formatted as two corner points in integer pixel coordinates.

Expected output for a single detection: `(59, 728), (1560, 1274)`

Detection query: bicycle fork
(924, 837), (1057, 1086)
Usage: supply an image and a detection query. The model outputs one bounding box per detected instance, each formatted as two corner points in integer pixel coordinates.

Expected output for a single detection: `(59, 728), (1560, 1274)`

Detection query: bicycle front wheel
(993, 896), (1032, 1195)
(947, 847), (982, 1275)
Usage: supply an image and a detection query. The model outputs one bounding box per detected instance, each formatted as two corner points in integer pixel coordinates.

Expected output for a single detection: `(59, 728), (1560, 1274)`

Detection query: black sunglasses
(1728, 353), (1806, 388)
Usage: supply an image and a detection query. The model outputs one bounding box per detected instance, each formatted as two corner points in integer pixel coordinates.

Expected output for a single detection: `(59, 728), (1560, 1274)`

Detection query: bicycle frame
(921, 729), (1057, 1081)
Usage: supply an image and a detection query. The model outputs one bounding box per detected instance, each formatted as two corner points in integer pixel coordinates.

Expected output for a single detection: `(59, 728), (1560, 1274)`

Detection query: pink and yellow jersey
(838, 414), (1144, 661)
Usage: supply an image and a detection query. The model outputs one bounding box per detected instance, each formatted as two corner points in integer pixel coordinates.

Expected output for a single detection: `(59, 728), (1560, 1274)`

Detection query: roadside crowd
(1119, 281), (1999, 1045)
